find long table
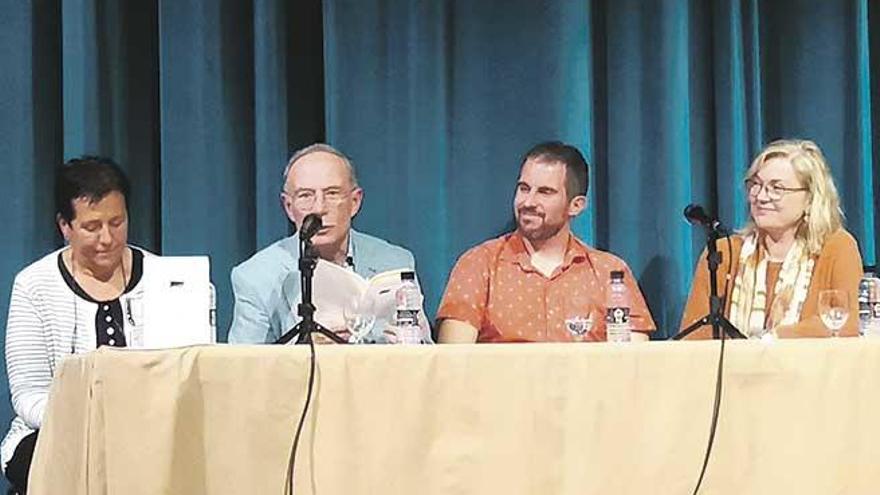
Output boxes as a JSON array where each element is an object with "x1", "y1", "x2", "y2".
[{"x1": 28, "y1": 339, "x2": 880, "y2": 494}]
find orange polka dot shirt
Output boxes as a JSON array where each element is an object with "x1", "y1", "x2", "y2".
[{"x1": 437, "y1": 232, "x2": 656, "y2": 342}]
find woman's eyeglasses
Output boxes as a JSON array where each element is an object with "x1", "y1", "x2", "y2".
[{"x1": 745, "y1": 179, "x2": 807, "y2": 201}]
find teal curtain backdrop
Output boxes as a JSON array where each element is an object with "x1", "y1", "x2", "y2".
[
  {"x1": 324, "y1": 0, "x2": 878, "y2": 330},
  {"x1": 1, "y1": 0, "x2": 878, "y2": 474}
]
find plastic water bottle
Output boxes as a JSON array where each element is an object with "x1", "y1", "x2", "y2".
[
  {"x1": 872, "y1": 276, "x2": 880, "y2": 336},
  {"x1": 394, "y1": 271, "x2": 423, "y2": 344},
  {"x1": 861, "y1": 272, "x2": 880, "y2": 337},
  {"x1": 605, "y1": 270, "x2": 632, "y2": 343}
]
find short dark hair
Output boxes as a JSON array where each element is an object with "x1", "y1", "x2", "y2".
[
  {"x1": 520, "y1": 141, "x2": 589, "y2": 200},
  {"x1": 55, "y1": 156, "x2": 130, "y2": 223}
]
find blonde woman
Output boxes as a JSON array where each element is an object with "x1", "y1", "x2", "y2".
[{"x1": 679, "y1": 139, "x2": 863, "y2": 339}]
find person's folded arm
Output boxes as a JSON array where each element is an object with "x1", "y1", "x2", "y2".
[
  {"x1": 435, "y1": 247, "x2": 491, "y2": 343},
  {"x1": 777, "y1": 233, "x2": 863, "y2": 338},
  {"x1": 438, "y1": 319, "x2": 479, "y2": 343},
  {"x1": 775, "y1": 316, "x2": 830, "y2": 338},
  {"x1": 228, "y1": 267, "x2": 274, "y2": 344},
  {"x1": 619, "y1": 263, "x2": 655, "y2": 342},
  {"x1": 6, "y1": 277, "x2": 53, "y2": 429}
]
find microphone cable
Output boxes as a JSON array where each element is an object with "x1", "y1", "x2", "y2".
[
  {"x1": 284, "y1": 335, "x2": 317, "y2": 495},
  {"x1": 689, "y1": 234, "x2": 735, "y2": 495}
]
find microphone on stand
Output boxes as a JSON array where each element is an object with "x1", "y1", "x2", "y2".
[
  {"x1": 675, "y1": 202, "x2": 745, "y2": 340},
  {"x1": 276, "y1": 211, "x2": 346, "y2": 345},
  {"x1": 683, "y1": 204, "x2": 729, "y2": 236},
  {"x1": 299, "y1": 213, "x2": 323, "y2": 242}
]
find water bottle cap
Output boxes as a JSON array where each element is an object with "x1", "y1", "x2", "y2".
[
  {"x1": 401, "y1": 271, "x2": 415, "y2": 281},
  {"x1": 610, "y1": 270, "x2": 624, "y2": 281}
]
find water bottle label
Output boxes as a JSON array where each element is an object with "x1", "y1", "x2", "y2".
[
  {"x1": 396, "y1": 309, "x2": 419, "y2": 327},
  {"x1": 606, "y1": 307, "x2": 630, "y2": 324},
  {"x1": 860, "y1": 303, "x2": 871, "y2": 320},
  {"x1": 605, "y1": 306, "x2": 631, "y2": 343}
]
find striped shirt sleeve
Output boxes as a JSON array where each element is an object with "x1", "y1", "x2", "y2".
[{"x1": 5, "y1": 274, "x2": 53, "y2": 429}]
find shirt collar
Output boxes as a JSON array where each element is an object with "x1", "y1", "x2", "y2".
[
  {"x1": 290, "y1": 228, "x2": 358, "y2": 271},
  {"x1": 499, "y1": 231, "x2": 589, "y2": 272}
]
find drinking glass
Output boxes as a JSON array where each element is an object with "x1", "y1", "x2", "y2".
[
  {"x1": 818, "y1": 289, "x2": 849, "y2": 337},
  {"x1": 343, "y1": 293, "x2": 377, "y2": 344},
  {"x1": 563, "y1": 301, "x2": 596, "y2": 342}
]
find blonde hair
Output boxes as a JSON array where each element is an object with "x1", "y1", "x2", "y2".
[{"x1": 741, "y1": 139, "x2": 843, "y2": 255}]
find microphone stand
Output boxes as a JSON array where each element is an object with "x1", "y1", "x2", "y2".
[
  {"x1": 276, "y1": 236, "x2": 347, "y2": 345},
  {"x1": 675, "y1": 228, "x2": 746, "y2": 340}
]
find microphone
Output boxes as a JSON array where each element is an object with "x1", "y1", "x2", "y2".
[
  {"x1": 683, "y1": 204, "x2": 729, "y2": 235},
  {"x1": 299, "y1": 213, "x2": 323, "y2": 242}
]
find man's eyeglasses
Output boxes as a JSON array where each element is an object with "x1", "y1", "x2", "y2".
[
  {"x1": 744, "y1": 178, "x2": 807, "y2": 201},
  {"x1": 284, "y1": 187, "x2": 352, "y2": 209}
]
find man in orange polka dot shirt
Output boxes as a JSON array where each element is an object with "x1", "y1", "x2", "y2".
[{"x1": 436, "y1": 141, "x2": 656, "y2": 343}]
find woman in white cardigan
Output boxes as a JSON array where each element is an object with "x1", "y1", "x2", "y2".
[{"x1": 2, "y1": 157, "x2": 147, "y2": 494}]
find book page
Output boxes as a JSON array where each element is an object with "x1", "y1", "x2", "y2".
[
  {"x1": 311, "y1": 261, "x2": 430, "y2": 342},
  {"x1": 367, "y1": 268, "x2": 410, "y2": 327},
  {"x1": 312, "y1": 259, "x2": 369, "y2": 332}
]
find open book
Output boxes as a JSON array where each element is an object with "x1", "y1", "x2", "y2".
[{"x1": 311, "y1": 260, "x2": 428, "y2": 342}]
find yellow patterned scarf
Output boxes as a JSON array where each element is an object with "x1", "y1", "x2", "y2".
[{"x1": 728, "y1": 234, "x2": 815, "y2": 337}]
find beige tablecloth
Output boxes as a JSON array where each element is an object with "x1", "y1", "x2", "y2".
[{"x1": 28, "y1": 339, "x2": 880, "y2": 494}]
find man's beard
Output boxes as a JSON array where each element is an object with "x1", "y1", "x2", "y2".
[{"x1": 516, "y1": 210, "x2": 562, "y2": 242}]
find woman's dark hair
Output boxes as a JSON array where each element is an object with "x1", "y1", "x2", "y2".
[{"x1": 55, "y1": 156, "x2": 130, "y2": 223}]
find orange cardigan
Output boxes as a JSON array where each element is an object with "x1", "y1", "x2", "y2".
[{"x1": 679, "y1": 229, "x2": 863, "y2": 339}]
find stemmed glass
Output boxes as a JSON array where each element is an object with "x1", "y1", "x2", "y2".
[
  {"x1": 564, "y1": 301, "x2": 596, "y2": 342},
  {"x1": 818, "y1": 289, "x2": 849, "y2": 337},
  {"x1": 343, "y1": 292, "x2": 377, "y2": 344}
]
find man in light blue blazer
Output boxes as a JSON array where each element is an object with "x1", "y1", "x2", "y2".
[{"x1": 228, "y1": 144, "x2": 419, "y2": 344}]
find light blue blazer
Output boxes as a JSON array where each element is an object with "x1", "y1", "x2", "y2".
[{"x1": 228, "y1": 229, "x2": 416, "y2": 344}]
